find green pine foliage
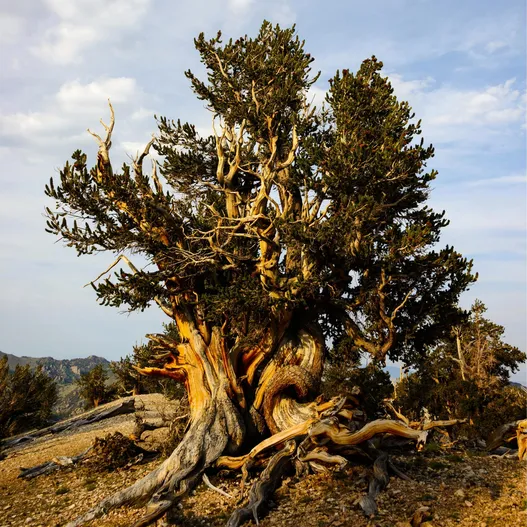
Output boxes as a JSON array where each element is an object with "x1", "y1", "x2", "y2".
[
  {"x1": 111, "y1": 324, "x2": 186, "y2": 400},
  {"x1": 394, "y1": 300, "x2": 526, "y2": 436},
  {"x1": 76, "y1": 364, "x2": 114, "y2": 409},
  {"x1": 0, "y1": 356, "x2": 57, "y2": 438}
]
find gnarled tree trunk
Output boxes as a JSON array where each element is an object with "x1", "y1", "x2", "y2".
[{"x1": 65, "y1": 306, "x2": 428, "y2": 527}]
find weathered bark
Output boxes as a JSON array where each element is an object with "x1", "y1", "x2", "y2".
[
  {"x1": 66, "y1": 394, "x2": 242, "y2": 527},
  {"x1": 64, "y1": 315, "x2": 430, "y2": 527},
  {"x1": 18, "y1": 446, "x2": 93, "y2": 480},
  {"x1": 1, "y1": 399, "x2": 136, "y2": 451},
  {"x1": 227, "y1": 441, "x2": 296, "y2": 527}
]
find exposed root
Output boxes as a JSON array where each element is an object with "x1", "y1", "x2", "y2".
[
  {"x1": 63, "y1": 392, "x2": 434, "y2": 527},
  {"x1": 227, "y1": 441, "x2": 296, "y2": 527},
  {"x1": 203, "y1": 473, "x2": 233, "y2": 499},
  {"x1": 299, "y1": 447, "x2": 348, "y2": 471},
  {"x1": 307, "y1": 417, "x2": 428, "y2": 448},
  {"x1": 65, "y1": 395, "x2": 242, "y2": 527}
]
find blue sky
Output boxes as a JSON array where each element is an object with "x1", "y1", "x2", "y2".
[{"x1": 0, "y1": 0, "x2": 525, "y2": 382}]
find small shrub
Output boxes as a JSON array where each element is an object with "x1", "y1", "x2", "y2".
[
  {"x1": 423, "y1": 442, "x2": 441, "y2": 453},
  {"x1": 55, "y1": 486, "x2": 70, "y2": 495},
  {"x1": 91, "y1": 432, "x2": 145, "y2": 470},
  {"x1": 76, "y1": 364, "x2": 114, "y2": 409},
  {"x1": 445, "y1": 454, "x2": 463, "y2": 463},
  {"x1": 0, "y1": 357, "x2": 57, "y2": 438}
]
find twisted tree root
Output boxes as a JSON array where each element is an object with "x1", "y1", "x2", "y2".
[
  {"x1": 227, "y1": 441, "x2": 296, "y2": 527},
  {"x1": 63, "y1": 398, "x2": 432, "y2": 527}
]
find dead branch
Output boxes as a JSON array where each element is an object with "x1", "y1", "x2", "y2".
[
  {"x1": 85, "y1": 254, "x2": 173, "y2": 317},
  {"x1": 2, "y1": 399, "x2": 136, "y2": 451},
  {"x1": 202, "y1": 473, "x2": 233, "y2": 499},
  {"x1": 18, "y1": 446, "x2": 93, "y2": 480},
  {"x1": 359, "y1": 451, "x2": 389, "y2": 517}
]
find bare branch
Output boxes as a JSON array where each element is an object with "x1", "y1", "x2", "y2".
[{"x1": 87, "y1": 100, "x2": 115, "y2": 149}]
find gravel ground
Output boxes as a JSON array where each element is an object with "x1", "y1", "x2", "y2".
[{"x1": 0, "y1": 397, "x2": 525, "y2": 527}]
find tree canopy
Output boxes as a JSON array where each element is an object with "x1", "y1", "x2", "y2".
[
  {"x1": 76, "y1": 364, "x2": 113, "y2": 408},
  {"x1": 45, "y1": 21, "x2": 475, "y2": 370},
  {"x1": 394, "y1": 300, "x2": 526, "y2": 436}
]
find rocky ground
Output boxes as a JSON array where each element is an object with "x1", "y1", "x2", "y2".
[{"x1": 0, "y1": 396, "x2": 525, "y2": 527}]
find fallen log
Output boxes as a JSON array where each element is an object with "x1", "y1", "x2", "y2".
[
  {"x1": 487, "y1": 420, "x2": 524, "y2": 452},
  {"x1": 1, "y1": 399, "x2": 136, "y2": 450},
  {"x1": 18, "y1": 446, "x2": 93, "y2": 479}
]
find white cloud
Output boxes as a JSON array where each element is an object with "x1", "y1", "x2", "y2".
[
  {"x1": 0, "y1": 77, "x2": 141, "y2": 147},
  {"x1": 307, "y1": 86, "x2": 327, "y2": 110},
  {"x1": 388, "y1": 75, "x2": 435, "y2": 100},
  {"x1": 33, "y1": 0, "x2": 151, "y2": 64},
  {"x1": 468, "y1": 173, "x2": 527, "y2": 187},
  {"x1": 428, "y1": 79, "x2": 524, "y2": 126},
  {"x1": 130, "y1": 107, "x2": 155, "y2": 121},
  {"x1": 387, "y1": 74, "x2": 526, "y2": 150},
  {"x1": 0, "y1": 12, "x2": 24, "y2": 44},
  {"x1": 228, "y1": 0, "x2": 254, "y2": 14},
  {"x1": 485, "y1": 41, "x2": 508, "y2": 54},
  {"x1": 56, "y1": 78, "x2": 139, "y2": 110}
]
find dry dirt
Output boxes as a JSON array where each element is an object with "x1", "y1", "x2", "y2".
[{"x1": 0, "y1": 395, "x2": 525, "y2": 527}]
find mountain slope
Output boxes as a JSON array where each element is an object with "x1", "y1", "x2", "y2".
[
  {"x1": 0, "y1": 351, "x2": 114, "y2": 418},
  {"x1": 0, "y1": 351, "x2": 110, "y2": 384}
]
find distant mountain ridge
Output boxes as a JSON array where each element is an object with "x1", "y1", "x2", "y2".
[
  {"x1": 0, "y1": 351, "x2": 113, "y2": 418},
  {"x1": 0, "y1": 351, "x2": 110, "y2": 384}
]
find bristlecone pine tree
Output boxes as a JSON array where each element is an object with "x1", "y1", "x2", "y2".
[{"x1": 45, "y1": 22, "x2": 476, "y2": 527}]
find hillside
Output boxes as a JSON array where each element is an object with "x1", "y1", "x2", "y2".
[{"x1": 0, "y1": 395, "x2": 525, "y2": 527}]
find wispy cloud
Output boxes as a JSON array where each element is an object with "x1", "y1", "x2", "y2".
[
  {"x1": 0, "y1": 12, "x2": 24, "y2": 43},
  {"x1": 228, "y1": 0, "x2": 254, "y2": 15},
  {"x1": 33, "y1": 0, "x2": 152, "y2": 64},
  {"x1": 387, "y1": 75, "x2": 526, "y2": 154},
  {"x1": 467, "y1": 173, "x2": 527, "y2": 186},
  {"x1": 0, "y1": 77, "x2": 144, "y2": 148}
]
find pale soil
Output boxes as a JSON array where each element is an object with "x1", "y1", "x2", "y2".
[{"x1": 0, "y1": 395, "x2": 525, "y2": 527}]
